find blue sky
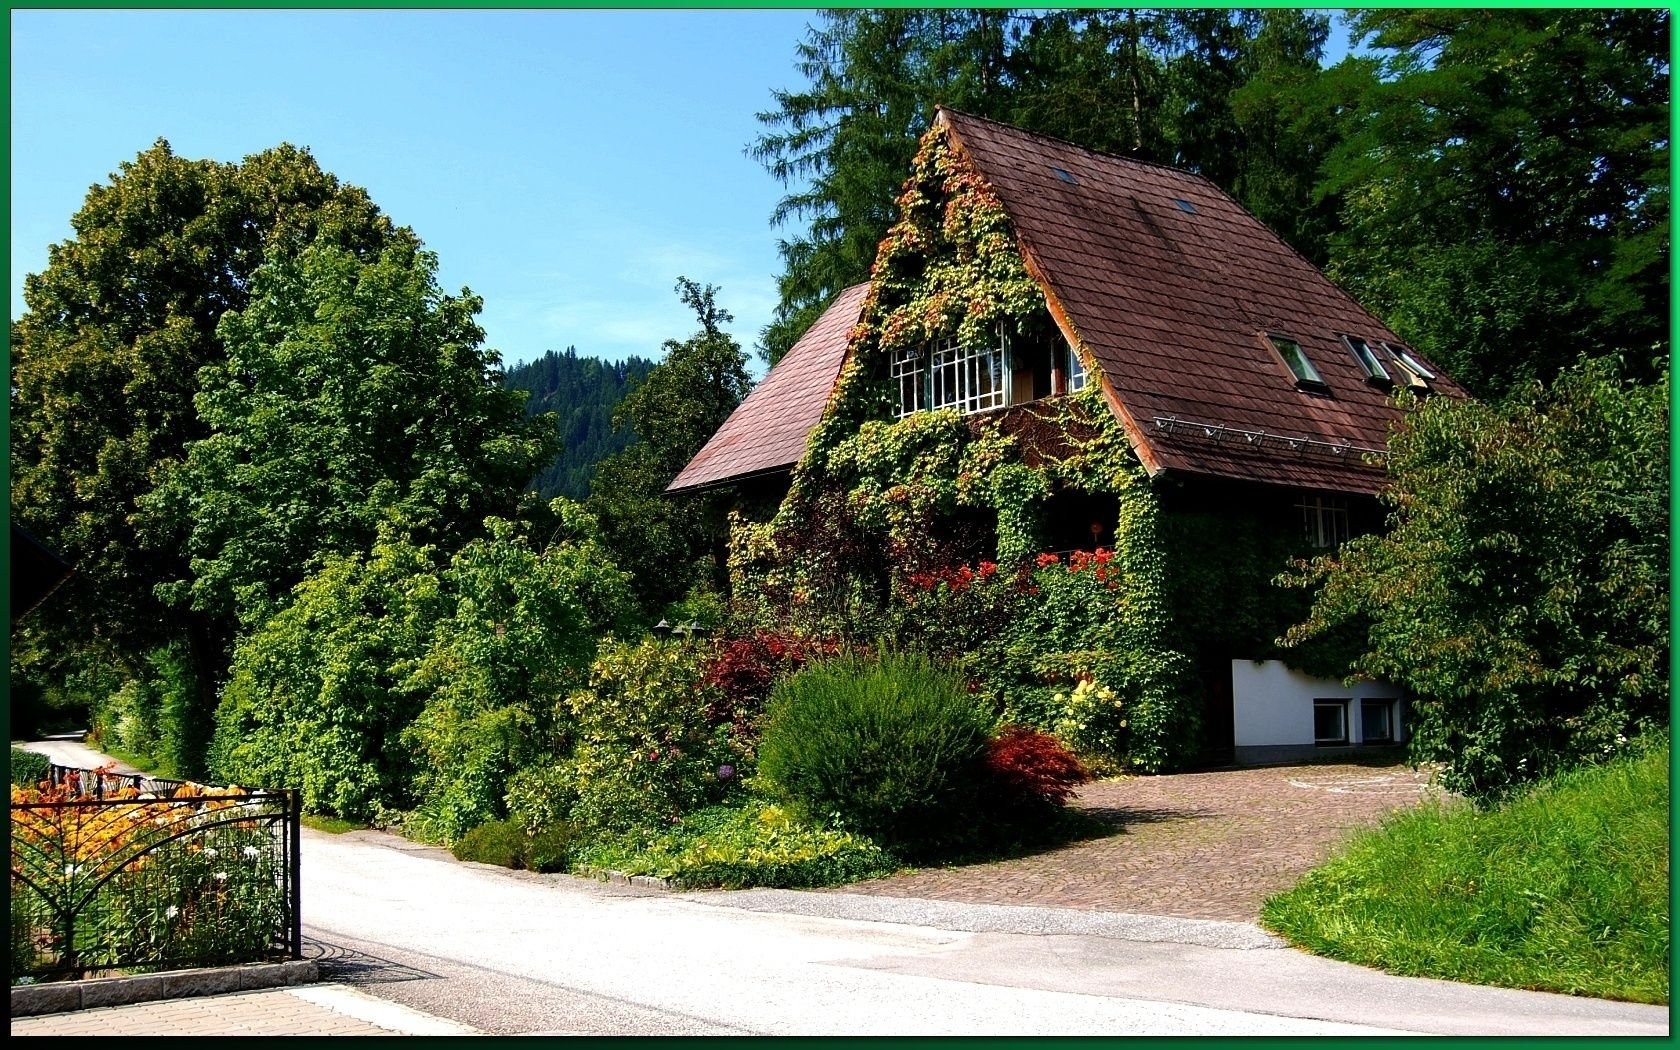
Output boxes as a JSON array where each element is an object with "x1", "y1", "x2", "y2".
[
  {"x1": 11, "y1": 8, "x2": 815, "y2": 370},
  {"x1": 12, "y1": 9, "x2": 1357, "y2": 373}
]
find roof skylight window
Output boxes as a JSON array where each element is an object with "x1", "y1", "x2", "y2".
[
  {"x1": 1341, "y1": 335, "x2": 1391, "y2": 385},
  {"x1": 1052, "y1": 167, "x2": 1079, "y2": 185},
  {"x1": 1267, "y1": 334, "x2": 1327, "y2": 391},
  {"x1": 1381, "y1": 342, "x2": 1434, "y2": 391},
  {"x1": 1174, "y1": 198, "x2": 1198, "y2": 214}
]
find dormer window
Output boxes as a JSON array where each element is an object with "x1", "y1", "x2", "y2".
[
  {"x1": 1342, "y1": 335, "x2": 1391, "y2": 386},
  {"x1": 1266, "y1": 334, "x2": 1327, "y2": 391}
]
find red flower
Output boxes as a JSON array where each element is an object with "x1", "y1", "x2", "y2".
[{"x1": 1035, "y1": 552, "x2": 1061, "y2": 568}]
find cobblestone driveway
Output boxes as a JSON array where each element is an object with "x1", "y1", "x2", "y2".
[{"x1": 838, "y1": 761, "x2": 1438, "y2": 921}]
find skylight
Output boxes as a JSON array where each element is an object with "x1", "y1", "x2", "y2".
[
  {"x1": 1267, "y1": 334, "x2": 1326, "y2": 390},
  {"x1": 1051, "y1": 167, "x2": 1078, "y2": 185},
  {"x1": 1341, "y1": 335, "x2": 1391, "y2": 385},
  {"x1": 1173, "y1": 198, "x2": 1198, "y2": 214}
]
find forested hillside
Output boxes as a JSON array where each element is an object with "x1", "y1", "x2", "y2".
[{"x1": 504, "y1": 348, "x2": 655, "y2": 500}]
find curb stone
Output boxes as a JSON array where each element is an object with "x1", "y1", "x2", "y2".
[
  {"x1": 10, "y1": 960, "x2": 319, "y2": 1017},
  {"x1": 584, "y1": 868, "x2": 676, "y2": 890}
]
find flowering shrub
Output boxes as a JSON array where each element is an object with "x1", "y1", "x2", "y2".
[
  {"x1": 983, "y1": 726, "x2": 1092, "y2": 816},
  {"x1": 11, "y1": 776, "x2": 286, "y2": 979},
  {"x1": 700, "y1": 630, "x2": 839, "y2": 735},
  {"x1": 565, "y1": 640, "x2": 747, "y2": 833}
]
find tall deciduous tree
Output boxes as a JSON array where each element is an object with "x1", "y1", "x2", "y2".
[
  {"x1": 10, "y1": 140, "x2": 411, "y2": 705},
  {"x1": 142, "y1": 242, "x2": 556, "y2": 634},
  {"x1": 1318, "y1": 9, "x2": 1670, "y2": 398},
  {"x1": 587, "y1": 278, "x2": 751, "y2": 615}
]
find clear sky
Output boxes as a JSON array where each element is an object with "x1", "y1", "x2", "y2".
[{"x1": 11, "y1": 8, "x2": 818, "y2": 370}]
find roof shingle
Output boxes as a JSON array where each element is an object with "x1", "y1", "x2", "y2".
[
  {"x1": 940, "y1": 108, "x2": 1464, "y2": 495},
  {"x1": 667, "y1": 282, "x2": 870, "y2": 493}
]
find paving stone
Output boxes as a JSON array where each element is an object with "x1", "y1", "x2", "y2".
[{"x1": 838, "y1": 761, "x2": 1436, "y2": 922}]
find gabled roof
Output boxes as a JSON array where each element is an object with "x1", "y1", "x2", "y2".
[
  {"x1": 671, "y1": 112, "x2": 1463, "y2": 498},
  {"x1": 938, "y1": 108, "x2": 1464, "y2": 495},
  {"x1": 668, "y1": 282, "x2": 870, "y2": 493}
]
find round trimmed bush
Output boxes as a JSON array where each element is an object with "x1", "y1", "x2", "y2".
[{"x1": 757, "y1": 651, "x2": 995, "y2": 855}]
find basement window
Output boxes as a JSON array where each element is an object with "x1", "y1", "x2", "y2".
[
  {"x1": 1314, "y1": 699, "x2": 1350, "y2": 746},
  {"x1": 1266, "y1": 334, "x2": 1327, "y2": 391},
  {"x1": 1342, "y1": 335, "x2": 1391, "y2": 386},
  {"x1": 1361, "y1": 699, "x2": 1396, "y2": 744}
]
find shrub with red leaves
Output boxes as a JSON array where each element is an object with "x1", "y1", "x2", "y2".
[
  {"x1": 983, "y1": 725, "x2": 1092, "y2": 813},
  {"x1": 701, "y1": 630, "x2": 840, "y2": 732}
]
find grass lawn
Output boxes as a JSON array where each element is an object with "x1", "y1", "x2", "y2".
[
  {"x1": 1261, "y1": 742, "x2": 1669, "y2": 1004},
  {"x1": 300, "y1": 813, "x2": 367, "y2": 834}
]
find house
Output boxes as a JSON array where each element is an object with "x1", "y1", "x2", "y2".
[{"x1": 673, "y1": 109, "x2": 1465, "y2": 766}]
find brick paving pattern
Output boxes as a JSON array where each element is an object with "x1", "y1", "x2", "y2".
[
  {"x1": 11, "y1": 988, "x2": 404, "y2": 1037},
  {"x1": 839, "y1": 761, "x2": 1437, "y2": 921}
]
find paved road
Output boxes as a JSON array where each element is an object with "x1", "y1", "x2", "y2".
[
  {"x1": 13, "y1": 740, "x2": 1668, "y2": 1036},
  {"x1": 296, "y1": 828, "x2": 1667, "y2": 1036}
]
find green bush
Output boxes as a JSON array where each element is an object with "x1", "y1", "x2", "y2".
[
  {"x1": 10, "y1": 749, "x2": 49, "y2": 788},
  {"x1": 758, "y1": 651, "x2": 995, "y2": 855},
  {"x1": 572, "y1": 802, "x2": 895, "y2": 889},
  {"x1": 504, "y1": 764, "x2": 579, "y2": 836},
  {"x1": 450, "y1": 818, "x2": 575, "y2": 873},
  {"x1": 566, "y1": 639, "x2": 745, "y2": 833},
  {"x1": 1262, "y1": 740, "x2": 1670, "y2": 1004}
]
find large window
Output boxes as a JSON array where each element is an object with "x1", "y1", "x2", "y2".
[
  {"x1": 1296, "y1": 492, "x2": 1351, "y2": 548},
  {"x1": 1313, "y1": 699, "x2": 1349, "y2": 745},
  {"x1": 891, "y1": 345, "x2": 926, "y2": 419},
  {"x1": 892, "y1": 329, "x2": 1009, "y2": 418},
  {"x1": 930, "y1": 331, "x2": 1007, "y2": 414}
]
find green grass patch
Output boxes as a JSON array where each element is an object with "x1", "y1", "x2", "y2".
[
  {"x1": 1261, "y1": 742, "x2": 1670, "y2": 1004},
  {"x1": 571, "y1": 801, "x2": 899, "y2": 889},
  {"x1": 300, "y1": 813, "x2": 367, "y2": 835}
]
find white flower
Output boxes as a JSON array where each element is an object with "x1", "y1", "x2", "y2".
[
  {"x1": 203, "y1": 848, "x2": 219, "y2": 859},
  {"x1": 242, "y1": 845, "x2": 262, "y2": 859},
  {"x1": 165, "y1": 906, "x2": 179, "y2": 920},
  {"x1": 213, "y1": 872, "x2": 228, "y2": 882}
]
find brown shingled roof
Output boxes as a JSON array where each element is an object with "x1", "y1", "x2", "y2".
[
  {"x1": 939, "y1": 108, "x2": 1464, "y2": 496},
  {"x1": 668, "y1": 282, "x2": 870, "y2": 493}
]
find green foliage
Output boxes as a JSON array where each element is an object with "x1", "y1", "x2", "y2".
[
  {"x1": 571, "y1": 801, "x2": 895, "y2": 890},
  {"x1": 758, "y1": 652, "x2": 995, "y2": 855},
  {"x1": 10, "y1": 750, "x2": 50, "y2": 788},
  {"x1": 146, "y1": 241, "x2": 556, "y2": 633},
  {"x1": 587, "y1": 278, "x2": 751, "y2": 616},
  {"x1": 565, "y1": 639, "x2": 746, "y2": 833},
  {"x1": 212, "y1": 509, "x2": 633, "y2": 826},
  {"x1": 1262, "y1": 741, "x2": 1670, "y2": 1005},
  {"x1": 1317, "y1": 9, "x2": 1669, "y2": 398},
  {"x1": 503, "y1": 764, "x2": 578, "y2": 837},
  {"x1": 1282, "y1": 360, "x2": 1669, "y2": 802},
  {"x1": 209, "y1": 537, "x2": 441, "y2": 818},
  {"x1": 451, "y1": 818, "x2": 575, "y2": 874},
  {"x1": 502, "y1": 347, "x2": 656, "y2": 500},
  {"x1": 402, "y1": 512, "x2": 636, "y2": 844},
  {"x1": 10, "y1": 139, "x2": 410, "y2": 713}
]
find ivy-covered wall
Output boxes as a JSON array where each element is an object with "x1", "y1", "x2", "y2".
[{"x1": 727, "y1": 121, "x2": 1368, "y2": 771}]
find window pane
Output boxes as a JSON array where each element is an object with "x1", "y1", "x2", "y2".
[
  {"x1": 1066, "y1": 343, "x2": 1088, "y2": 392},
  {"x1": 1343, "y1": 335, "x2": 1390, "y2": 382},
  {"x1": 1314, "y1": 701, "x2": 1347, "y2": 743},
  {"x1": 1269, "y1": 335, "x2": 1324, "y2": 385},
  {"x1": 1362, "y1": 700, "x2": 1392, "y2": 743}
]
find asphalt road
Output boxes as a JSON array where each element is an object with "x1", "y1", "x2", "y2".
[{"x1": 298, "y1": 828, "x2": 1669, "y2": 1037}]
